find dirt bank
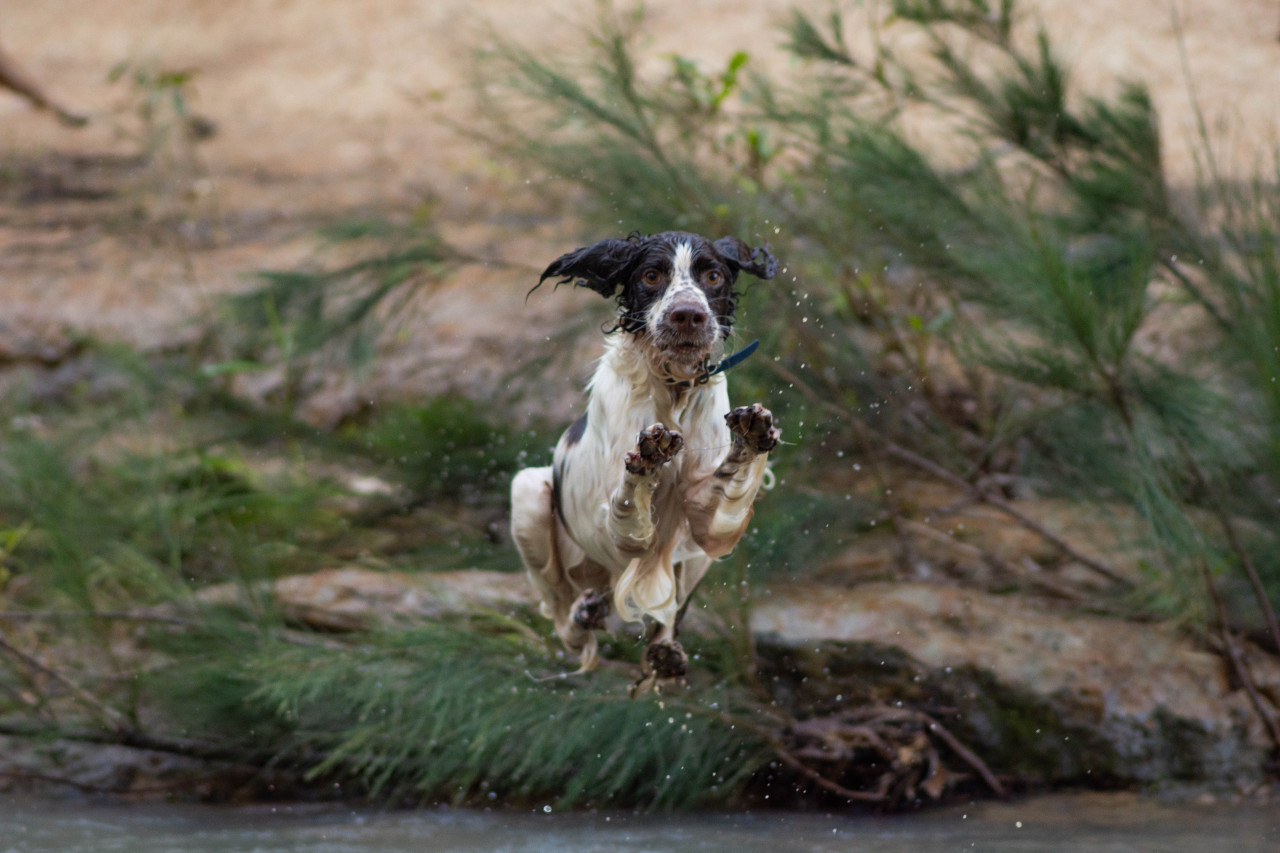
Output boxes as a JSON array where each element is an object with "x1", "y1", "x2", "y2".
[{"x1": 2, "y1": 1, "x2": 1279, "y2": 414}]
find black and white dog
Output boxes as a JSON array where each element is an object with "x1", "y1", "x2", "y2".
[{"x1": 511, "y1": 231, "x2": 780, "y2": 693}]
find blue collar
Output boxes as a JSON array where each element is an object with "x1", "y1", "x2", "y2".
[{"x1": 667, "y1": 339, "x2": 760, "y2": 389}]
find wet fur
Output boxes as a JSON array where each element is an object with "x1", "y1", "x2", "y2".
[{"x1": 511, "y1": 231, "x2": 779, "y2": 692}]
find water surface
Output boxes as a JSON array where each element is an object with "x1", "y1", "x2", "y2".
[{"x1": 1, "y1": 792, "x2": 1274, "y2": 852}]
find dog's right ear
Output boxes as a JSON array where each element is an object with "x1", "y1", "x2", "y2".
[
  {"x1": 536, "y1": 238, "x2": 641, "y2": 299},
  {"x1": 713, "y1": 236, "x2": 778, "y2": 281}
]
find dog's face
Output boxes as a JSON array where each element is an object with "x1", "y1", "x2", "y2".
[{"x1": 539, "y1": 231, "x2": 778, "y2": 371}]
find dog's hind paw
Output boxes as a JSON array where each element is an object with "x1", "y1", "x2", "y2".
[
  {"x1": 645, "y1": 638, "x2": 688, "y2": 679},
  {"x1": 625, "y1": 423, "x2": 684, "y2": 476},
  {"x1": 726, "y1": 403, "x2": 780, "y2": 454},
  {"x1": 627, "y1": 639, "x2": 689, "y2": 698},
  {"x1": 571, "y1": 588, "x2": 612, "y2": 631}
]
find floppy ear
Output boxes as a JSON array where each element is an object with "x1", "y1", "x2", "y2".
[
  {"x1": 713, "y1": 236, "x2": 778, "y2": 281},
  {"x1": 537, "y1": 237, "x2": 641, "y2": 298}
]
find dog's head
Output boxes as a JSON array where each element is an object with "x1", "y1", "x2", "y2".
[{"x1": 539, "y1": 231, "x2": 777, "y2": 373}]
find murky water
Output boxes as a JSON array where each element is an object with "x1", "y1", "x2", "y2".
[{"x1": 0, "y1": 792, "x2": 1274, "y2": 853}]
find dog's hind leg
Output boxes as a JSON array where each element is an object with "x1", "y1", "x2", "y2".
[
  {"x1": 571, "y1": 586, "x2": 612, "y2": 631},
  {"x1": 512, "y1": 468, "x2": 606, "y2": 666},
  {"x1": 627, "y1": 619, "x2": 688, "y2": 698},
  {"x1": 625, "y1": 555, "x2": 711, "y2": 697},
  {"x1": 511, "y1": 466, "x2": 562, "y2": 615},
  {"x1": 644, "y1": 621, "x2": 688, "y2": 678}
]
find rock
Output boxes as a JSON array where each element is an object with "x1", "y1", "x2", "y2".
[
  {"x1": 751, "y1": 582, "x2": 1280, "y2": 785},
  {"x1": 198, "y1": 567, "x2": 537, "y2": 632},
  {"x1": 0, "y1": 734, "x2": 208, "y2": 797}
]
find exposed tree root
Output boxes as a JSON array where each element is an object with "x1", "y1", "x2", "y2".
[
  {"x1": 703, "y1": 699, "x2": 1006, "y2": 810},
  {"x1": 776, "y1": 705, "x2": 1005, "y2": 808}
]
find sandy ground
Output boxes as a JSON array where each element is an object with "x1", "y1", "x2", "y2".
[{"x1": 1, "y1": 0, "x2": 1279, "y2": 420}]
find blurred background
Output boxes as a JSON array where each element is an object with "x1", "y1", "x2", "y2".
[{"x1": 0, "y1": 0, "x2": 1278, "y2": 818}]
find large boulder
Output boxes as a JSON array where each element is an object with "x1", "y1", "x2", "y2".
[{"x1": 751, "y1": 582, "x2": 1279, "y2": 786}]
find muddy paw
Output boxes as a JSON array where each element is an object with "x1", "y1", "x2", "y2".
[
  {"x1": 571, "y1": 588, "x2": 612, "y2": 631},
  {"x1": 726, "y1": 403, "x2": 780, "y2": 454},
  {"x1": 624, "y1": 423, "x2": 684, "y2": 476},
  {"x1": 645, "y1": 639, "x2": 688, "y2": 679}
]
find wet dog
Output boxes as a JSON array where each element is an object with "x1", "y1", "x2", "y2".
[{"x1": 510, "y1": 231, "x2": 780, "y2": 693}]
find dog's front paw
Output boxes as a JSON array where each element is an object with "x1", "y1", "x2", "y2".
[
  {"x1": 625, "y1": 423, "x2": 684, "y2": 476},
  {"x1": 726, "y1": 403, "x2": 780, "y2": 454},
  {"x1": 571, "y1": 588, "x2": 612, "y2": 631}
]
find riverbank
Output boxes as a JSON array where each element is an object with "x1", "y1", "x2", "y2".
[{"x1": 2, "y1": 566, "x2": 1276, "y2": 806}]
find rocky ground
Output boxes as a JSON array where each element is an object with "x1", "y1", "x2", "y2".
[{"x1": 2, "y1": 0, "x2": 1280, "y2": 802}]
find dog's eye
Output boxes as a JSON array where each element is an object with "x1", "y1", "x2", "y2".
[
  {"x1": 705, "y1": 270, "x2": 723, "y2": 286},
  {"x1": 642, "y1": 268, "x2": 663, "y2": 287}
]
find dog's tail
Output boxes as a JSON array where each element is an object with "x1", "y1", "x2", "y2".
[{"x1": 614, "y1": 553, "x2": 678, "y2": 627}]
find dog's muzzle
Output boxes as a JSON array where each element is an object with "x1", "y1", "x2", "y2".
[{"x1": 658, "y1": 299, "x2": 717, "y2": 361}]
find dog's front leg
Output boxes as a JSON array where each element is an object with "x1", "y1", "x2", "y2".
[
  {"x1": 687, "y1": 403, "x2": 779, "y2": 557},
  {"x1": 607, "y1": 423, "x2": 683, "y2": 554}
]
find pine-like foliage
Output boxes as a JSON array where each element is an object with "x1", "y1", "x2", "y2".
[
  {"x1": 238, "y1": 623, "x2": 770, "y2": 809},
  {"x1": 474, "y1": 5, "x2": 773, "y2": 238},
  {"x1": 478, "y1": 0, "x2": 1280, "y2": 637},
  {"x1": 768, "y1": 1, "x2": 1279, "y2": 625},
  {"x1": 218, "y1": 217, "x2": 452, "y2": 409}
]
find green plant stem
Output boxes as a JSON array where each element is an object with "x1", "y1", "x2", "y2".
[{"x1": 1159, "y1": 256, "x2": 1231, "y2": 332}]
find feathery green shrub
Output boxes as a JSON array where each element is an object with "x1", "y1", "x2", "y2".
[
  {"x1": 479, "y1": 0, "x2": 1280, "y2": 635},
  {"x1": 236, "y1": 623, "x2": 770, "y2": 808}
]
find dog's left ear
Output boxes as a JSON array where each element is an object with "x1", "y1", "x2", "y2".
[
  {"x1": 713, "y1": 236, "x2": 778, "y2": 281},
  {"x1": 538, "y1": 238, "x2": 641, "y2": 298}
]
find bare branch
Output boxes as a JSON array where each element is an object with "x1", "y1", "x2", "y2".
[{"x1": 0, "y1": 635, "x2": 129, "y2": 731}]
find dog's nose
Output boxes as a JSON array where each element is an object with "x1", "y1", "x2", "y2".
[{"x1": 668, "y1": 303, "x2": 708, "y2": 331}]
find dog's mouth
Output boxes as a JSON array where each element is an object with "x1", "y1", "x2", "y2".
[
  {"x1": 648, "y1": 329, "x2": 723, "y2": 380},
  {"x1": 659, "y1": 336, "x2": 715, "y2": 363}
]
